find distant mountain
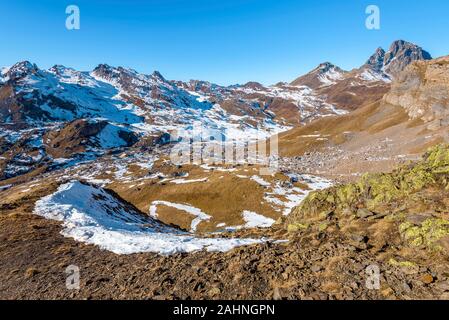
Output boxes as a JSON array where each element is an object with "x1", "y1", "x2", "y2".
[
  {"x1": 0, "y1": 60, "x2": 347, "y2": 180},
  {"x1": 0, "y1": 40, "x2": 435, "y2": 181},
  {"x1": 280, "y1": 54, "x2": 449, "y2": 165},
  {"x1": 291, "y1": 62, "x2": 346, "y2": 89},
  {"x1": 292, "y1": 40, "x2": 432, "y2": 89},
  {"x1": 289, "y1": 40, "x2": 432, "y2": 111},
  {"x1": 362, "y1": 40, "x2": 432, "y2": 78},
  {"x1": 360, "y1": 40, "x2": 432, "y2": 78}
]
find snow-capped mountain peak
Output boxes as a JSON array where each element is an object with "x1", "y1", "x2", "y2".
[
  {"x1": 5, "y1": 61, "x2": 39, "y2": 81},
  {"x1": 290, "y1": 62, "x2": 346, "y2": 89}
]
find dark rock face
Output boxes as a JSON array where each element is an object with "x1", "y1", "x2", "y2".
[
  {"x1": 365, "y1": 47, "x2": 386, "y2": 71},
  {"x1": 242, "y1": 81, "x2": 265, "y2": 91},
  {"x1": 363, "y1": 40, "x2": 432, "y2": 78},
  {"x1": 44, "y1": 119, "x2": 138, "y2": 159},
  {"x1": 384, "y1": 40, "x2": 432, "y2": 77}
]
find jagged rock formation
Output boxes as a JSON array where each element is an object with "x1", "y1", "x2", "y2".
[
  {"x1": 384, "y1": 55, "x2": 449, "y2": 132},
  {"x1": 383, "y1": 40, "x2": 432, "y2": 78},
  {"x1": 361, "y1": 40, "x2": 432, "y2": 80},
  {"x1": 290, "y1": 40, "x2": 432, "y2": 111}
]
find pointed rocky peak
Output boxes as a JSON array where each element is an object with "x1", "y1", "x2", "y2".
[
  {"x1": 361, "y1": 40, "x2": 432, "y2": 79},
  {"x1": 151, "y1": 70, "x2": 166, "y2": 82},
  {"x1": 364, "y1": 47, "x2": 386, "y2": 71},
  {"x1": 315, "y1": 62, "x2": 340, "y2": 73},
  {"x1": 92, "y1": 63, "x2": 116, "y2": 78},
  {"x1": 7, "y1": 61, "x2": 39, "y2": 80},
  {"x1": 386, "y1": 40, "x2": 432, "y2": 61},
  {"x1": 383, "y1": 40, "x2": 432, "y2": 77}
]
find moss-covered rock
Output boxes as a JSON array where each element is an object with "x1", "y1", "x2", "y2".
[
  {"x1": 287, "y1": 222, "x2": 309, "y2": 233},
  {"x1": 399, "y1": 218, "x2": 449, "y2": 250},
  {"x1": 286, "y1": 144, "x2": 449, "y2": 252}
]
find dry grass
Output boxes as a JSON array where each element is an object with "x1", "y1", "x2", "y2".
[
  {"x1": 111, "y1": 167, "x2": 282, "y2": 232},
  {"x1": 103, "y1": 155, "x2": 315, "y2": 232},
  {"x1": 278, "y1": 101, "x2": 386, "y2": 157}
]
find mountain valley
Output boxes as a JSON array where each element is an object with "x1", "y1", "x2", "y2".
[{"x1": 1, "y1": 40, "x2": 449, "y2": 300}]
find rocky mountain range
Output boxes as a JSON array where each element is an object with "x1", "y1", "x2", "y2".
[
  {"x1": 0, "y1": 40, "x2": 433, "y2": 182},
  {"x1": 1, "y1": 39, "x2": 448, "y2": 300}
]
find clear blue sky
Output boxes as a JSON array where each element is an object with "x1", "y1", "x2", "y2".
[{"x1": 1, "y1": 0, "x2": 449, "y2": 85}]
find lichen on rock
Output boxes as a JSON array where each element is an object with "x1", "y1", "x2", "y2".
[
  {"x1": 286, "y1": 144, "x2": 449, "y2": 252},
  {"x1": 399, "y1": 218, "x2": 449, "y2": 250}
]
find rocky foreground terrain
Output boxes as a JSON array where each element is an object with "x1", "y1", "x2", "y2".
[
  {"x1": 1, "y1": 40, "x2": 448, "y2": 300},
  {"x1": 1, "y1": 145, "x2": 448, "y2": 300}
]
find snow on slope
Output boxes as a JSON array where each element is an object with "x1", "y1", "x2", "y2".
[
  {"x1": 9, "y1": 62, "x2": 142, "y2": 124},
  {"x1": 95, "y1": 122, "x2": 133, "y2": 149},
  {"x1": 3, "y1": 62, "x2": 291, "y2": 142},
  {"x1": 213, "y1": 83, "x2": 348, "y2": 121},
  {"x1": 149, "y1": 200, "x2": 211, "y2": 232},
  {"x1": 33, "y1": 181, "x2": 266, "y2": 255},
  {"x1": 317, "y1": 67, "x2": 345, "y2": 87},
  {"x1": 264, "y1": 174, "x2": 334, "y2": 216},
  {"x1": 91, "y1": 64, "x2": 211, "y2": 112},
  {"x1": 242, "y1": 211, "x2": 275, "y2": 228},
  {"x1": 0, "y1": 66, "x2": 10, "y2": 84},
  {"x1": 359, "y1": 69, "x2": 392, "y2": 83}
]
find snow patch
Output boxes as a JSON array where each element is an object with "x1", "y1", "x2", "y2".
[
  {"x1": 242, "y1": 211, "x2": 275, "y2": 228},
  {"x1": 96, "y1": 124, "x2": 130, "y2": 149},
  {"x1": 149, "y1": 200, "x2": 211, "y2": 232},
  {"x1": 250, "y1": 175, "x2": 271, "y2": 187},
  {"x1": 170, "y1": 177, "x2": 208, "y2": 184},
  {"x1": 0, "y1": 184, "x2": 12, "y2": 191}
]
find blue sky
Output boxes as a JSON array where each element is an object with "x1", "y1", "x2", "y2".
[{"x1": 1, "y1": 0, "x2": 449, "y2": 85}]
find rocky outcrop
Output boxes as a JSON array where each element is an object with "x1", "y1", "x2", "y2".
[
  {"x1": 360, "y1": 40, "x2": 432, "y2": 79},
  {"x1": 286, "y1": 144, "x2": 449, "y2": 252},
  {"x1": 382, "y1": 40, "x2": 432, "y2": 78},
  {"x1": 44, "y1": 119, "x2": 137, "y2": 159},
  {"x1": 4, "y1": 61, "x2": 39, "y2": 81},
  {"x1": 384, "y1": 55, "x2": 449, "y2": 131},
  {"x1": 364, "y1": 47, "x2": 386, "y2": 72}
]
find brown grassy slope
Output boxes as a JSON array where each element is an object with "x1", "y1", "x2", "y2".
[
  {"x1": 279, "y1": 55, "x2": 449, "y2": 160},
  {"x1": 317, "y1": 76, "x2": 390, "y2": 111},
  {"x1": 108, "y1": 159, "x2": 301, "y2": 232},
  {"x1": 278, "y1": 101, "x2": 408, "y2": 157}
]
